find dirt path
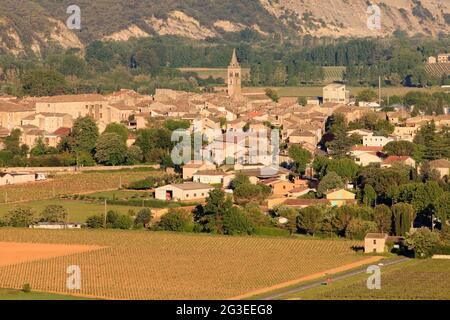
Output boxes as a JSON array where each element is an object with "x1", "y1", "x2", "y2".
[{"x1": 228, "y1": 256, "x2": 384, "y2": 300}]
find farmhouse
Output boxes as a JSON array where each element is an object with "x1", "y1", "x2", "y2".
[
  {"x1": 29, "y1": 222, "x2": 82, "y2": 230},
  {"x1": 324, "y1": 188, "x2": 356, "y2": 207},
  {"x1": 155, "y1": 183, "x2": 214, "y2": 201},
  {"x1": 0, "y1": 172, "x2": 36, "y2": 186},
  {"x1": 192, "y1": 170, "x2": 234, "y2": 188},
  {"x1": 364, "y1": 233, "x2": 388, "y2": 253}
]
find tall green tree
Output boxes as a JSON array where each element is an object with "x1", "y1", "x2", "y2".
[
  {"x1": 95, "y1": 133, "x2": 128, "y2": 165},
  {"x1": 69, "y1": 116, "x2": 99, "y2": 155}
]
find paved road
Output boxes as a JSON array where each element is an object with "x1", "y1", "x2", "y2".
[{"x1": 260, "y1": 256, "x2": 410, "y2": 300}]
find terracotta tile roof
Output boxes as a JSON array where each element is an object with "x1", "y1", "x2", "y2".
[
  {"x1": 351, "y1": 145, "x2": 383, "y2": 152},
  {"x1": 383, "y1": 156, "x2": 412, "y2": 164},
  {"x1": 281, "y1": 198, "x2": 328, "y2": 207},
  {"x1": 0, "y1": 101, "x2": 35, "y2": 112},
  {"x1": 53, "y1": 127, "x2": 71, "y2": 136},
  {"x1": 36, "y1": 94, "x2": 106, "y2": 103}
]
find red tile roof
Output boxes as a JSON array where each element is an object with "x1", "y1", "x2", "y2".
[{"x1": 351, "y1": 145, "x2": 383, "y2": 152}]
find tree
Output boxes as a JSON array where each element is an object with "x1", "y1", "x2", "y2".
[
  {"x1": 106, "y1": 210, "x2": 119, "y2": 227},
  {"x1": 112, "y1": 215, "x2": 134, "y2": 229},
  {"x1": 40, "y1": 205, "x2": 68, "y2": 223},
  {"x1": 69, "y1": 116, "x2": 99, "y2": 155},
  {"x1": 405, "y1": 228, "x2": 440, "y2": 258},
  {"x1": 288, "y1": 145, "x2": 312, "y2": 175},
  {"x1": 297, "y1": 206, "x2": 325, "y2": 236},
  {"x1": 200, "y1": 189, "x2": 233, "y2": 234},
  {"x1": 373, "y1": 204, "x2": 393, "y2": 233},
  {"x1": 362, "y1": 184, "x2": 377, "y2": 207},
  {"x1": 434, "y1": 192, "x2": 450, "y2": 230},
  {"x1": 234, "y1": 183, "x2": 271, "y2": 206},
  {"x1": 95, "y1": 133, "x2": 127, "y2": 165},
  {"x1": 265, "y1": 88, "x2": 279, "y2": 102},
  {"x1": 277, "y1": 207, "x2": 298, "y2": 235},
  {"x1": 325, "y1": 158, "x2": 359, "y2": 182},
  {"x1": 383, "y1": 141, "x2": 416, "y2": 156},
  {"x1": 104, "y1": 123, "x2": 129, "y2": 143},
  {"x1": 3, "y1": 129, "x2": 23, "y2": 155},
  {"x1": 243, "y1": 203, "x2": 272, "y2": 227},
  {"x1": 21, "y1": 68, "x2": 68, "y2": 96},
  {"x1": 5, "y1": 207, "x2": 34, "y2": 227},
  {"x1": 392, "y1": 203, "x2": 416, "y2": 236},
  {"x1": 134, "y1": 208, "x2": 153, "y2": 228},
  {"x1": 356, "y1": 89, "x2": 377, "y2": 102},
  {"x1": 317, "y1": 171, "x2": 344, "y2": 197},
  {"x1": 86, "y1": 215, "x2": 104, "y2": 229},
  {"x1": 159, "y1": 208, "x2": 193, "y2": 232},
  {"x1": 345, "y1": 218, "x2": 377, "y2": 240},
  {"x1": 223, "y1": 207, "x2": 254, "y2": 235},
  {"x1": 126, "y1": 145, "x2": 143, "y2": 164}
]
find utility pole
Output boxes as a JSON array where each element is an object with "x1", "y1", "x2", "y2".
[
  {"x1": 103, "y1": 199, "x2": 107, "y2": 229},
  {"x1": 378, "y1": 76, "x2": 382, "y2": 107}
]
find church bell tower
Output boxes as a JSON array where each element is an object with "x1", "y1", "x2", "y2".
[{"x1": 227, "y1": 49, "x2": 241, "y2": 96}]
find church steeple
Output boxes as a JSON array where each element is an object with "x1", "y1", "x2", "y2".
[
  {"x1": 230, "y1": 49, "x2": 239, "y2": 68},
  {"x1": 227, "y1": 49, "x2": 241, "y2": 96}
]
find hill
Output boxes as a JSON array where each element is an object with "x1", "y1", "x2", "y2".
[{"x1": 0, "y1": 0, "x2": 449, "y2": 56}]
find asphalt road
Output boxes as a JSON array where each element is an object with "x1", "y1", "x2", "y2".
[{"x1": 260, "y1": 256, "x2": 411, "y2": 300}]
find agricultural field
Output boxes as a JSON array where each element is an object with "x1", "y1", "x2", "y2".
[
  {"x1": 282, "y1": 259, "x2": 450, "y2": 300},
  {"x1": 0, "y1": 199, "x2": 144, "y2": 223},
  {"x1": 425, "y1": 63, "x2": 450, "y2": 78},
  {"x1": 0, "y1": 170, "x2": 164, "y2": 203},
  {"x1": 0, "y1": 229, "x2": 370, "y2": 300},
  {"x1": 177, "y1": 67, "x2": 250, "y2": 80},
  {"x1": 242, "y1": 86, "x2": 447, "y2": 97},
  {"x1": 323, "y1": 66, "x2": 346, "y2": 83}
]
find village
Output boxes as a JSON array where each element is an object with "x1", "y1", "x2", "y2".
[{"x1": 0, "y1": 50, "x2": 449, "y2": 257}]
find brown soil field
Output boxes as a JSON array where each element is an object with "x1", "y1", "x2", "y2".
[{"x1": 0, "y1": 242, "x2": 104, "y2": 267}]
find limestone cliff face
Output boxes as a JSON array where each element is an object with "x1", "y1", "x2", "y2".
[{"x1": 0, "y1": 0, "x2": 448, "y2": 56}]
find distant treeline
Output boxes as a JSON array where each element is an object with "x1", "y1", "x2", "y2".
[{"x1": 1, "y1": 34, "x2": 449, "y2": 97}]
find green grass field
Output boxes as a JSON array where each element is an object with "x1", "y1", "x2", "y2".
[
  {"x1": 0, "y1": 288, "x2": 90, "y2": 300},
  {"x1": 0, "y1": 199, "x2": 144, "y2": 223},
  {"x1": 282, "y1": 259, "x2": 450, "y2": 300}
]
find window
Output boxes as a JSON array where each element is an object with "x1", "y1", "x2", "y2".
[
  {"x1": 194, "y1": 193, "x2": 197, "y2": 197},
  {"x1": 186, "y1": 194, "x2": 189, "y2": 198},
  {"x1": 373, "y1": 240, "x2": 377, "y2": 245}
]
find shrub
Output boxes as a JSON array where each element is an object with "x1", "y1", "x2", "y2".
[
  {"x1": 134, "y1": 208, "x2": 152, "y2": 228},
  {"x1": 159, "y1": 208, "x2": 193, "y2": 232},
  {"x1": 223, "y1": 208, "x2": 254, "y2": 236},
  {"x1": 406, "y1": 227, "x2": 441, "y2": 258},
  {"x1": 112, "y1": 215, "x2": 134, "y2": 230},
  {"x1": 22, "y1": 283, "x2": 31, "y2": 293},
  {"x1": 86, "y1": 215, "x2": 104, "y2": 229},
  {"x1": 5, "y1": 207, "x2": 34, "y2": 227}
]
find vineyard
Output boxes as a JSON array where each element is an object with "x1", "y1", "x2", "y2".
[
  {"x1": 0, "y1": 229, "x2": 366, "y2": 300},
  {"x1": 323, "y1": 66, "x2": 346, "y2": 83},
  {"x1": 285, "y1": 259, "x2": 450, "y2": 300},
  {"x1": 425, "y1": 63, "x2": 450, "y2": 78},
  {"x1": 0, "y1": 171, "x2": 164, "y2": 203}
]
